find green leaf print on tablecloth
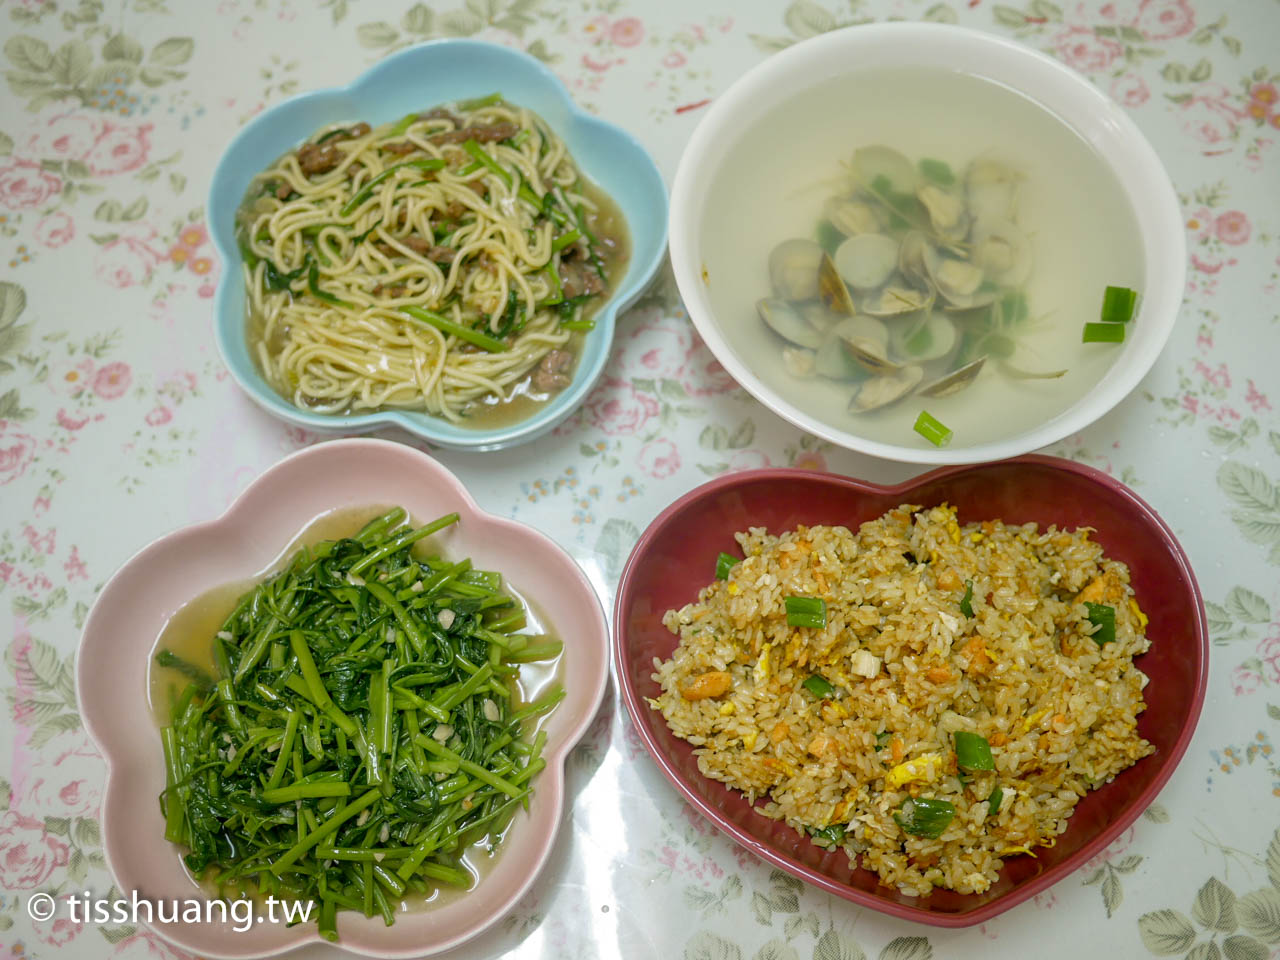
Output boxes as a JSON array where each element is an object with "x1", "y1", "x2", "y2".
[
  {"x1": 1084, "y1": 854, "x2": 1145, "y2": 918},
  {"x1": 1138, "y1": 831, "x2": 1280, "y2": 958},
  {"x1": 356, "y1": 0, "x2": 555, "y2": 61},
  {"x1": 812, "y1": 928, "x2": 864, "y2": 960},
  {"x1": 3, "y1": 31, "x2": 193, "y2": 112},
  {"x1": 686, "y1": 931, "x2": 743, "y2": 960},
  {"x1": 1217, "y1": 462, "x2": 1280, "y2": 563},
  {"x1": 0, "y1": 281, "x2": 31, "y2": 382},
  {"x1": 6, "y1": 635, "x2": 79, "y2": 749},
  {"x1": 749, "y1": 1, "x2": 872, "y2": 53}
]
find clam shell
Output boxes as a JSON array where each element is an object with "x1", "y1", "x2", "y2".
[
  {"x1": 966, "y1": 157, "x2": 1022, "y2": 223},
  {"x1": 768, "y1": 238, "x2": 824, "y2": 301},
  {"x1": 920, "y1": 356, "x2": 987, "y2": 397},
  {"x1": 849, "y1": 364, "x2": 923, "y2": 412},
  {"x1": 890, "y1": 313, "x2": 957, "y2": 363},
  {"x1": 861, "y1": 284, "x2": 934, "y2": 317},
  {"x1": 814, "y1": 334, "x2": 866, "y2": 381},
  {"x1": 851, "y1": 145, "x2": 919, "y2": 197},
  {"x1": 824, "y1": 196, "x2": 882, "y2": 236},
  {"x1": 834, "y1": 233, "x2": 900, "y2": 292},
  {"x1": 757, "y1": 297, "x2": 823, "y2": 349},
  {"x1": 970, "y1": 217, "x2": 1032, "y2": 288},
  {"x1": 817, "y1": 252, "x2": 856, "y2": 316},
  {"x1": 917, "y1": 182, "x2": 968, "y2": 241}
]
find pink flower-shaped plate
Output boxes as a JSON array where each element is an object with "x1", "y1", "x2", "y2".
[
  {"x1": 614, "y1": 455, "x2": 1207, "y2": 927},
  {"x1": 77, "y1": 438, "x2": 608, "y2": 957}
]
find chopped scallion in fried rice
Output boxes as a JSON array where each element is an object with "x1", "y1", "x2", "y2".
[{"x1": 650, "y1": 504, "x2": 1153, "y2": 896}]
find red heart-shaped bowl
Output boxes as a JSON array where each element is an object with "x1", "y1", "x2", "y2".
[{"x1": 613, "y1": 455, "x2": 1206, "y2": 927}]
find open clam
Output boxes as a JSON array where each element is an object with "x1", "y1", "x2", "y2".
[
  {"x1": 830, "y1": 315, "x2": 900, "y2": 374},
  {"x1": 833, "y1": 233, "x2": 900, "y2": 292},
  {"x1": 851, "y1": 146, "x2": 919, "y2": 197},
  {"x1": 897, "y1": 231, "x2": 932, "y2": 287},
  {"x1": 921, "y1": 244, "x2": 999, "y2": 310},
  {"x1": 860, "y1": 283, "x2": 933, "y2": 318},
  {"x1": 817, "y1": 252, "x2": 856, "y2": 315},
  {"x1": 919, "y1": 356, "x2": 987, "y2": 397},
  {"x1": 917, "y1": 182, "x2": 968, "y2": 243},
  {"x1": 849, "y1": 364, "x2": 923, "y2": 412},
  {"x1": 814, "y1": 332, "x2": 866, "y2": 381},
  {"x1": 998, "y1": 340, "x2": 1067, "y2": 380},
  {"x1": 970, "y1": 217, "x2": 1032, "y2": 287},
  {"x1": 965, "y1": 157, "x2": 1022, "y2": 223},
  {"x1": 757, "y1": 298, "x2": 823, "y2": 349},
  {"x1": 799, "y1": 302, "x2": 843, "y2": 336},
  {"x1": 824, "y1": 196, "x2": 882, "y2": 237},
  {"x1": 890, "y1": 313, "x2": 957, "y2": 363},
  {"x1": 769, "y1": 238, "x2": 824, "y2": 301}
]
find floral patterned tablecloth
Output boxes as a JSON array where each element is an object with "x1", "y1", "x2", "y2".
[{"x1": 1, "y1": 0, "x2": 1278, "y2": 957}]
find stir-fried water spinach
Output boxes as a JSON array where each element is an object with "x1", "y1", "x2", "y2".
[{"x1": 156, "y1": 507, "x2": 564, "y2": 941}]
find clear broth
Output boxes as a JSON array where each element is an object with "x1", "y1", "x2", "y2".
[{"x1": 701, "y1": 66, "x2": 1145, "y2": 449}]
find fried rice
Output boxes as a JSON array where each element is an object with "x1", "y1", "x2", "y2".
[{"x1": 650, "y1": 503, "x2": 1154, "y2": 896}]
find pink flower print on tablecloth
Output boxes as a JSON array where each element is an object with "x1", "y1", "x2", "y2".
[
  {"x1": 49, "y1": 357, "x2": 95, "y2": 397},
  {"x1": 93, "y1": 362, "x2": 132, "y2": 399},
  {"x1": 637, "y1": 438, "x2": 681, "y2": 478},
  {"x1": 610, "y1": 17, "x2": 645, "y2": 47},
  {"x1": 1245, "y1": 379, "x2": 1272, "y2": 413},
  {"x1": 64, "y1": 544, "x2": 88, "y2": 580},
  {"x1": 33, "y1": 904, "x2": 84, "y2": 947},
  {"x1": 34, "y1": 212, "x2": 74, "y2": 248},
  {"x1": 1053, "y1": 26, "x2": 1123, "y2": 73},
  {"x1": 1231, "y1": 664, "x2": 1262, "y2": 695},
  {"x1": 581, "y1": 14, "x2": 610, "y2": 44},
  {"x1": 84, "y1": 121, "x2": 153, "y2": 176},
  {"x1": 94, "y1": 223, "x2": 165, "y2": 288},
  {"x1": 26, "y1": 768, "x2": 99, "y2": 820},
  {"x1": 0, "y1": 811, "x2": 69, "y2": 889},
  {"x1": 1259, "y1": 630, "x2": 1280, "y2": 684},
  {"x1": 612, "y1": 313, "x2": 737, "y2": 397},
  {"x1": 582, "y1": 379, "x2": 659, "y2": 436},
  {"x1": 1185, "y1": 206, "x2": 1214, "y2": 243},
  {"x1": 168, "y1": 223, "x2": 219, "y2": 296},
  {"x1": 792, "y1": 449, "x2": 828, "y2": 471},
  {"x1": 0, "y1": 160, "x2": 62, "y2": 210},
  {"x1": 145, "y1": 405, "x2": 173, "y2": 426},
  {"x1": 26, "y1": 109, "x2": 102, "y2": 161},
  {"x1": 1214, "y1": 210, "x2": 1251, "y2": 245},
  {"x1": 1178, "y1": 83, "x2": 1245, "y2": 147},
  {"x1": 1110, "y1": 73, "x2": 1150, "y2": 108},
  {"x1": 1134, "y1": 0, "x2": 1195, "y2": 40},
  {"x1": 0, "y1": 423, "x2": 36, "y2": 486},
  {"x1": 55, "y1": 408, "x2": 91, "y2": 431}
]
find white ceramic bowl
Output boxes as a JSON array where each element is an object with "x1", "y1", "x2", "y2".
[{"x1": 668, "y1": 23, "x2": 1185, "y2": 464}]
